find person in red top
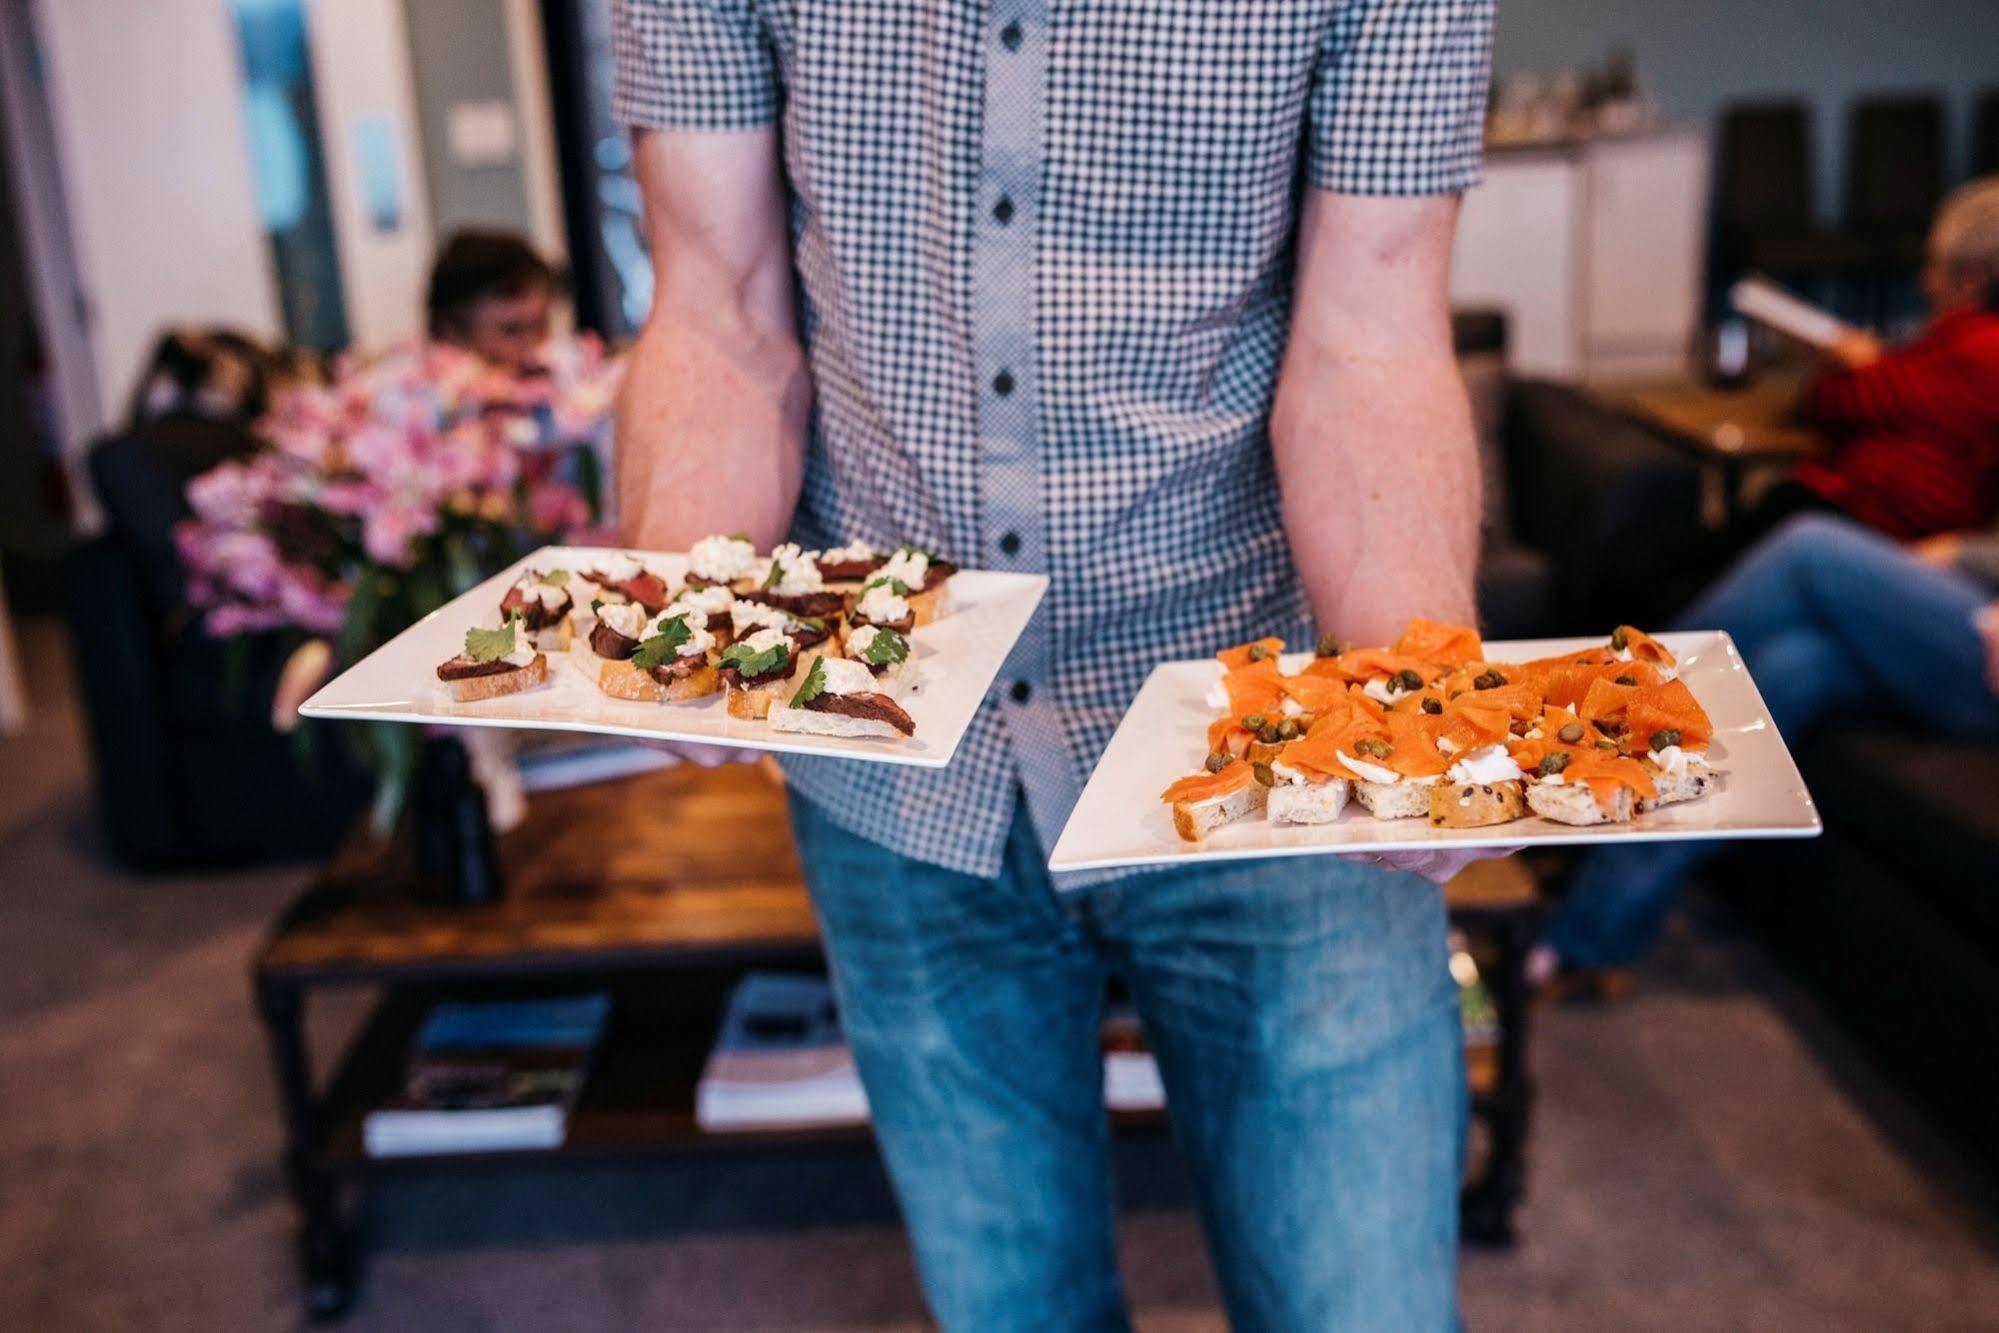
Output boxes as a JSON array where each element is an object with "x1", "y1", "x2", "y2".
[{"x1": 1724, "y1": 178, "x2": 1999, "y2": 552}]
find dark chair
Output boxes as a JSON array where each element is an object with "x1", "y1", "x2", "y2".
[
  {"x1": 1845, "y1": 94, "x2": 1947, "y2": 268},
  {"x1": 70, "y1": 414, "x2": 371, "y2": 870},
  {"x1": 1710, "y1": 102, "x2": 1874, "y2": 309},
  {"x1": 1971, "y1": 88, "x2": 1999, "y2": 179}
]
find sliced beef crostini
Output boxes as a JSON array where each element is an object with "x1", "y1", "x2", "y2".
[
  {"x1": 682, "y1": 533, "x2": 761, "y2": 592},
  {"x1": 718, "y1": 627, "x2": 801, "y2": 720},
  {"x1": 731, "y1": 599, "x2": 834, "y2": 673},
  {"x1": 596, "y1": 608, "x2": 721, "y2": 703},
  {"x1": 667, "y1": 582, "x2": 737, "y2": 644},
  {"x1": 768, "y1": 655, "x2": 916, "y2": 740},
  {"x1": 843, "y1": 623, "x2": 921, "y2": 696},
  {"x1": 498, "y1": 569, "x2": 576, "y2": 651},
  {"x1": 744, "y1": 542, "x2": 848, "y2": 620},
  {"x1": 436, "y1": 618, "x2": 547, "y2": 702},
  {"x1": 582, "y1": 552, "x2": 671, "y2": 615},
  {"x1": 587, "y1": 599, "x2": 650, "y2": 659},
  {"x1": 872, "y1": 546, "x2": 957, "y2": 626},
  {"x1": 814, "y1": 541, "x2": 885, "y2": 590},
  {"x1": 845, "y1": 578, "x2": 917, "y2": 637}
]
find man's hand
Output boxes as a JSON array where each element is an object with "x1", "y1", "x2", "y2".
[
  {"x1": 1826, "y1": 330, "x2": 1887, "y2": 372},
  {"x1": 1910, "y1": 531, "x2": 1967, "y2": 569},
  {"x1": 1343, "y1": 847, "x2": 1520, "y2": 886}
]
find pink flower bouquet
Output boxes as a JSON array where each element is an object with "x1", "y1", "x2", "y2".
[{"x1": 175, "y1": 337, "x2": 623, "y2": 818}]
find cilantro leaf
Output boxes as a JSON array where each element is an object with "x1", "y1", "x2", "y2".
[
  {"x1": 464, "y1": 618, "x2": 521, "y2": 663},
  {"x1": 727, "y1": 532, "x2": 752, "y2": 543},
  {"x1": 539, "y1": 569, "x2": 571, "y2": 588},
  {"x1": 589, "y1": 598, "x2": 605, "y2": 614},
  {"x1": 858, "y1": 628, "x2": 910, "y2": 666},
  {"x1": 720, "y1": 638, "x2": 790, "y2": 678},
  {"x1": 862, "y1": 576, "x2": 913, "y2": 597},
  {"x1": 629, "y1": 615, "x2": 695, "y2": 672},
  {"x1": 761, "y1": 557, "x2": 784, "y2": 590},
  {"x1": 789, "y1": 655, "x2": 828, "y2": 707},
  {"x1": 792, "y1": 615, "x2": 826, "y2": 633}
]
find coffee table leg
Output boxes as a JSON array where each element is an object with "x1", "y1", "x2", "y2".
[{"x1": 255, "y1": 977, "x2": 357, "y2": 1319}]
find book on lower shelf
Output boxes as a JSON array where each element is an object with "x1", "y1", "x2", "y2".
[
  {"x1": 363, "y1": 992, "x2": 612, "y2": 1158},
  {"x1": 696, "y1": 973, "x2": 1165, "y2": 1133}
]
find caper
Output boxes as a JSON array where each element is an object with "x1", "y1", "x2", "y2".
[
  {"x1": 1610, "y1": 626, "x2": 1631, "y2": 650},
  {"x1": 1450, "y1": 689, "x2": 1465, "y2": 701},
  {"x1": 1204, "y1": 751, "x2": 1229, "y2": 774},
  {"x1": 1650, "y1": 727, "x2": 1682, "y2": 750},
  {"x1": 1247, "y1": 643, "x2": 1271, "y2": 662},
  {"x1": 1242, "y1": 713, "x2": 1268, "y2": 732},
  {"x1": 1393, "y1": 668, "x2": 1424, "y2": 692},
  {"x1": 1614, "y1": 674, "x2": 1637, "y2": 687},
  {"x1": 1421, "y1": 697, "x2": 1443, "y2": 715},
  {"x1": 1558, "y1": 723, "x2": 1585, "y2": 743},
  {"x1": 1473, "y1": 669, "x2": 1507, "y2": 690},
  {"x1": 1251, "y1": 762, "x2": 1276, "y2": 788},
  {"x1": 1259, "y1": 723, "x2": 1283, "y2": 744},
  {"x1": 1354, "y1": 738, "x2": 1393, "y2": 759},
  {"x1": 1538, "y1": 751, "x2": 1571, "y2": 777},
  {"x1": 1596, "y1": 739, "x2": 1619, "y2": 751},
  {"x1": 1315, "y1": 633, "x2": 1347, "y2": 658},
  {"x1": 1278, "y1": 718, "x2": 1302, "y2": 740}
]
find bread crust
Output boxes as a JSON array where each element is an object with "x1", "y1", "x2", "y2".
[
  {"x1": 1170, "y1": 782, "x2": 1268, "y2": 841},
  {"x1": 1429, "y1": 778, "x2": 1526, "y2": 828},
  {"x1": 597, "y1": 658, "x2": 720, "y2": 703},
  {"x1": 446, "y1": 654, "x2": 547, "y2": 702},
  {"x1": 1526, "y1": 780, "x2": 1634, "y2": 825},
  {"x1": 1354, "y1": 778, "x2": 1439, "y2": 820}
]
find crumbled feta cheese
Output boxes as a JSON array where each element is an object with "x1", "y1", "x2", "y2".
[
  {"x1": 598, "y1": 552, "x2": 645, "y2": 584},
  {"x1": 845, "y1": 623, "x2": 881, "y2": 658},
  {"x1": 855, "y1": 581, "x2": 910, "y2": 624},
  {"x1": 687, "y1": 534, "x2": 758, "y2": 583},
  {"x1": 821, "y1": 541, "x2": 877, "y2": 565},
  {"x1": 672, "y1": 583, "x2": 735, "y2": 615},
  {"x1": 1648, "y1": 745, "x2": 1689, "y2": 774},
  {"x1": 597, "y1": 601, "x2": 649, "y2": 641},
  {"x1": 512, "y1": 574, "x2": 567, "y2": 608},
  {"x1": 817, "y1": 656, "x2": 877, "y2": 696},
  {"x1": 878, "y1": 548, "x2": 931, "y2": 589},
  {"x1": 738, "y1": 626, "x2": 790, "y2": 657},
  {"x1": 765, "y1": 542, "x2": 825, "y2": 595}
]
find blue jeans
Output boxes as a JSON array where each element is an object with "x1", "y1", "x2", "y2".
[
  {"x1": 788, "y1": 790, "x2": 1464, "y2": 1333},
  {"x1": 1545, "y1": 514, "x2": 1999, "y2": 968}
]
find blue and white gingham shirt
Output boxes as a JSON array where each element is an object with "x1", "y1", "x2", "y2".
[{"x1": 614, "y1": 0, "x2": 1492, "y2": 878}]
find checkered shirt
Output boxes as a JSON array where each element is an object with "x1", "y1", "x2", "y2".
[{"x1": 614, "y1": 0, "x2": 1492, "y2": 879}]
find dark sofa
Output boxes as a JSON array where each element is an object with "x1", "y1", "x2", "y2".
[{"x1": 70, "y1": 414, "x2": 371, "y2": 870}]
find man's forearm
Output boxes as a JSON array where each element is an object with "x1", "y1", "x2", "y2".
[
  {"x1": 617, "y1": 307, "x2": 811, "y2": 550},
  {"x1": 615, "y1": 128, "x2": 812, "y2": 551},
  {"x1": 1272, "y1": 331, "x2": 1480, "y2": 645}
]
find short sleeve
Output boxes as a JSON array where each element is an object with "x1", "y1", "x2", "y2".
[
  {"x1": 611, "y1": 0, "x2": 780, "y2": 132},
  {"x1": 1307, "y1": 0, "x2": 1493, "y2": 195}
]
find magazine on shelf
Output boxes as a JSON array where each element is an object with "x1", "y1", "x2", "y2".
[
  {"x1": 362, "y1": 992, "x2": 612, "y2": 1158},
  {"x1": 696, "y1": 975, "x2": 1167, "y2": 1132}
]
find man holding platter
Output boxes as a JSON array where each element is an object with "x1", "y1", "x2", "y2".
[{"x1": 613, "y1": 1, "x2": 1494, "y2": 1327}]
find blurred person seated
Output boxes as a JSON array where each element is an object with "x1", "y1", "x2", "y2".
[
  {"x1": 1719, "y1": 178, "x2": 1999, "y2": 557},
  {"x1": 425, "y1": 229, "x2": 557, "y2": 376},
  {"x1": 1531, "y1": 513, "x2": 1999, "y2": 993}
]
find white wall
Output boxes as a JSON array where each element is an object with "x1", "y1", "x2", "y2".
[
  {"x1": 306, "y1": 0, "x2": 434, "y2": 354},
  {"x1": 30, "y1": 0, "x2": 281, "y2": 421}
]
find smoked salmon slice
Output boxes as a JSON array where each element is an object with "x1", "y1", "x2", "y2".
[
  {"x1": 1393, "y1": 618, "x2": 1486, "y2": 668},
  {"x1": 1162, "y1": 761, "x2": 1256, "y2": 804},
  {"x1": 1217, "y1": 637, "x2": 1285, "y2": 671}
]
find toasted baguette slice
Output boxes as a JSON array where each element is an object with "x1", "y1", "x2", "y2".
[
  {"x1": 444, "y1": 654, "x2": 547, "y2": 703},
  {"x1": 598, "y1": 658, "x2": 720, "y2": 703},
  {"x1": 767, "y1": 703, "x2": 905, "y2": 741},
  {"x1": 725, "y1": 679, "x2": 790, "y2": 720},
  {"x1": 1635, "y1": 762, "x2": 1715, "y2": 812},
  {"x1": 529, "y1": 617, "x2": 575, "y2": 654},
  {"x1": 1170, "y1": 781, "x2": 1268, "y2": 842},
  {"x1": 1429, "y1": 778, "x2": 1526, "y2": 828},
  {"x1": 906, "y1": 582, "x2": 950, "y2": 627},
  {"x1": 1268, "y1": 779, "x2": 1350, "y2": 825},
  {"x1": 1526, "y1": 779, "x2": 1634, "y2": 826},
  {"x1": 1353, "y1": 778, "x2": 1439, "y2": 820}
]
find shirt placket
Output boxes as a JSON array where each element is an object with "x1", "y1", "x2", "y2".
[{"x1": 971, "y1": 0, "x2": 1078, "y2": 853}]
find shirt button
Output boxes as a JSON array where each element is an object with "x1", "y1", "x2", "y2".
[
  {"x1": 1010, "y1": 680, "x2": 1032, "y2": 704},
  {"x1": 992, "y1": 195, "x2": 1015, "y2": 225},
  {"x1": 992, "y1": 370, "x2": 1015, "y2": 397},
  {"x1": 999, "y1": 531, "x2": 1021, "y2": 556},
  {"x1": 1000, "y1": 20, "x2": 1023, "y2": 50}
]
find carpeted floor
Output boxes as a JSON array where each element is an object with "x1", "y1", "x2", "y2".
[{"x1": 4, "y1": 615, "x2": 1998, "y2": 1332}]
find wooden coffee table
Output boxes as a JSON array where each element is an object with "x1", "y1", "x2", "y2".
[
  {"x1": 254, "y1": 759, "x2": 1539, "y2": 1317},
  {"x1": 1619, "y1": 378, "x2": 1824, "y2": 522}
]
